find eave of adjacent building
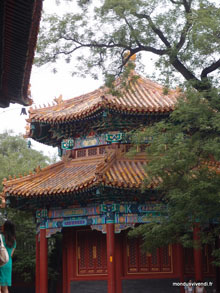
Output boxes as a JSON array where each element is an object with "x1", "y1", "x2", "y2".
[{"x1": 0, "y1": 0, "x2": 43, "y2": 108}]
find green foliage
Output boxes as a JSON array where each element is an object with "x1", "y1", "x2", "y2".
[
  {"x1": 129, "y1": 87, "x2": 220, "y2": 263},
  {"x1": 6, "y1": 208, "x2": 36, "y2": 283},
  {"x1": 48, "y1": 233, "x2": 63, "y2": 293},
  {"x1": 36, "y1": 0, "x2": 220, "y2": 92},
  {"x1": 0, "y1": 131, "x2": 51, "y2": 192},
  {"x1": 0, "y1": 132, "x2": 56, "y2": 283}
]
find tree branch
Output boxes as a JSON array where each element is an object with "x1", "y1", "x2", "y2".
[
  {"x1": 175, "y1": 25, "x2": 190, "y2": 51},
  {"x1": 140, "y1": 45, "x2": 167, "y2": 55},
  {"x1": 134, "y1": 13, "x2": 171, "y2": 48},
  {"x1": 170, "y1": 57, "x2": 201, "y2": 88},
  {"x1": 59, "y1": 36, "x2": 166, "y2": 62},
  {"x1": 175, "y1": 13, "x2": 193, "y2": 50},
  {"x1": 59, "y1": 36, "x2": 131, "y2": 51},
  {"x1": 169, "y1": 0, "x2": 184, "y2": 5},
  {"x1": 171, "y1": 56, "x2": 213, "y2": 91},
  {"x1": 182, "y1": 0, "x2": 191, "y2": 13},
  {"x1": 201, "y1": 59, "x2": 220, "y2": 79},
  {"x1": 123, "y1": 15, "x2": 141, "y2": 47}
]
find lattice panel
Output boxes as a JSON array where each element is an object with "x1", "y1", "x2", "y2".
[
  {"x1": 99, "y1": 146, "x2": 106, "y2": 154},
  {"x1": 139, "y1": 250, "x2": 150, "y2": 272},
  {"x1": 127, "y1": 238, "x2": 139, "y2": 272},
  {"x1": 77, "y1": 149, "x2": 86, "y2": 158},
  {"x1": 150, "y1": 249, "x2": 160, "y2": 272},
  {"x1": 78, "y1": 233, "x2": 86, "y2": 271},
  {"x1": 205, "y1": 245, "x2": 215, "y2": 274},
  {"x1": 77, "y1": 230, "x2": 107, "y2": 275},
  {"x1": 184, "y1": 246, "x2": 215, "y2": 275},
  {"x1": 140, "y1": 145, "x2": 146, "y2": 152},
  {"x1": 203, "y1": 245, "x2": 208, "y2": 273},
  {"x1": 161, "y1": 246, "x2": 172, "y2": 272},
  {"x1": 127, "y1": 237, "x2": 172, "y2": 274},
  {"x1": 126, "y1": 145, "x2": 132, "y2": 152},
  {"x1": 184, "y1": 248, "x2": 194, "y2": 274},
  {"x1": 88, "y1": 148, "x2": 97, "y2": 156}
]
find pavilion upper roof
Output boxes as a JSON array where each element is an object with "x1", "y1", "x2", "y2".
[
  {"x1": 0, "y1": 0, "x2": 43, "y2": 107},
  {"x1": 2, "y1": 149, "x2": 159, "y2": 207},
  {"x1": 27, "y1": 75, "x2": 179, "y2": 125}
]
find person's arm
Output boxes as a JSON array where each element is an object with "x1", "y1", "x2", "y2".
[
  {"x1": 11, "y1": 240, "x2": 16, "y2": 257},
  {"x1": 11, "y1": 248, "x2": 15, "y2": 257}
]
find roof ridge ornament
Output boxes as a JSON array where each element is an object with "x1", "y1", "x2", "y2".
[
  {"x1": 54, "y1": 94, "x2": 63, "y2": 104},
  {"x1": 0, "y1": 193, "x2": 6, "y2": 208},
  {"x1": 24, "y1": 123, "x2": 31, "y2": 137},
  {"x1": 35, "y1": 166, "x2": 41, "y2": 173},
  {"x1": 62, "y1": 150, "x2": 72, "y2": 162}
]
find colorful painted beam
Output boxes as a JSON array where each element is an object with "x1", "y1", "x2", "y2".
[{"x1": 36, "y1": 202, "x2": 165, "y2": 231}]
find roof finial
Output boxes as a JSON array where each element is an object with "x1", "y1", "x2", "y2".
[
  {"x1": 124, "y1": 51, "x2": 136, "y2": 63},
  {"x1": 54, "y1": 94, "x2": 63, "y2": 104},
  {"x1": 35, "y1": 166, "x2": 41, "y2": 173},
  {"x1": 25, "y1": 123, "x2": 30, "y2": 136},
  {"x1": 123, "y1": 51, "x2": 136, "y2": 73}
]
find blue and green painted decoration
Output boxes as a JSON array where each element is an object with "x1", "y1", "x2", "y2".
[
  {"x1": 61, "y1": 132, "x2": 125, "y2": 150},
  {"x1": 36, "y1": 202, "x2": 165, "y2": 233}
]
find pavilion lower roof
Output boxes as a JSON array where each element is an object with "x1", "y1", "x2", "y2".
[
  {"x1": 2, "y1": 150, "x2": 158, "y2": 199},
  {"x1": 27, "y1": 75, "x2": 179, "y2": 125},
  {"x1": 0, "y1": 0, "x2": 43, "y2": 107}
]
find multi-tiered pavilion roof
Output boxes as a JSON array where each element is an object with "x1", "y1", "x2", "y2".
[{"x1": 2, "y1": 74, "x2": 179, "y2": 208}]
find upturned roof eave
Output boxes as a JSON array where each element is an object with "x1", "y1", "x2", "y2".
[
  {"x1": 26, "y1": 75, "x2": 179, "y2": 124},
  {"x1": 2, "y1": 152, "x2": 150, "y2": 202}
]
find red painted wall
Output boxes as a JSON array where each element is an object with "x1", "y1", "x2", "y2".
[{"x1": 61, "y1": 227, "x2": 215, "y2": 293}]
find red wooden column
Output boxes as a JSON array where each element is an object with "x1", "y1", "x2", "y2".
[
  {"x1": 39, "y1": 229, "x2": 48, "y2": 293},
  {"x1": 176, "y1": 243, "x2": 185, "y2": 293},
  {"x1": 107, "y1": 223, "x2": 116, "y2": 293},
  {"x1": 115, "y1": 233, "x2": 123, "y2": 293},
  {"x1": 62, "y1": 229, "x2": 67, "y2": 293},
  {"x1": 193, "y1": 224, "x2": 203, "y2": 281},
  {"x1": 67, "y1": 228, "x2": 74, "y2": 293},
  {"x1": 35, "y1": 233, "x2": 40, "y2": 293},
  {"x1": 215, "y1": 237, "x2": 220, "y2": 293}
]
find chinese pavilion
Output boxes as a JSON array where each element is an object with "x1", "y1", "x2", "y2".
[
  {"x1": 0, "y1": 0, "x2": 43, "y2": 108},
  {"x1": 2, "y1": 74, "x2": 215, "y2": 293}
]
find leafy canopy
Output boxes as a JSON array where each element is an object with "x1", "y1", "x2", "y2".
[
  {"x1": 36, "y1": 0, "x2": 220, "y2": 91},
  {"x1": 129, "y1": 87, "x2": 220, "y2": 254},
  {"x1": 0, "y1": 131, "x2": 51, "y2": 189}
]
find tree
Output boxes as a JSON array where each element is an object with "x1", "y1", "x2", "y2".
[
  {"x1": 129, "y1": 87, "x2": 220, "y2": 256},
  {"x1": 36, "y1": 0, "x2": 220, "y2": 92},
  {"x1": 0, "y1": 131, "x2": 55, "y2": 283},
  {"x1": 0, "y1": 131, "x2": 51, "y2": 187}
]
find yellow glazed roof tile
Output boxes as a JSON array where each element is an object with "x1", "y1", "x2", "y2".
[
  {"x1": 3, "y1": 151, "x2": 149, "y2": 198},
  {"x1": 28, "y1": 75, "x2": 179, "y2": 124}
]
